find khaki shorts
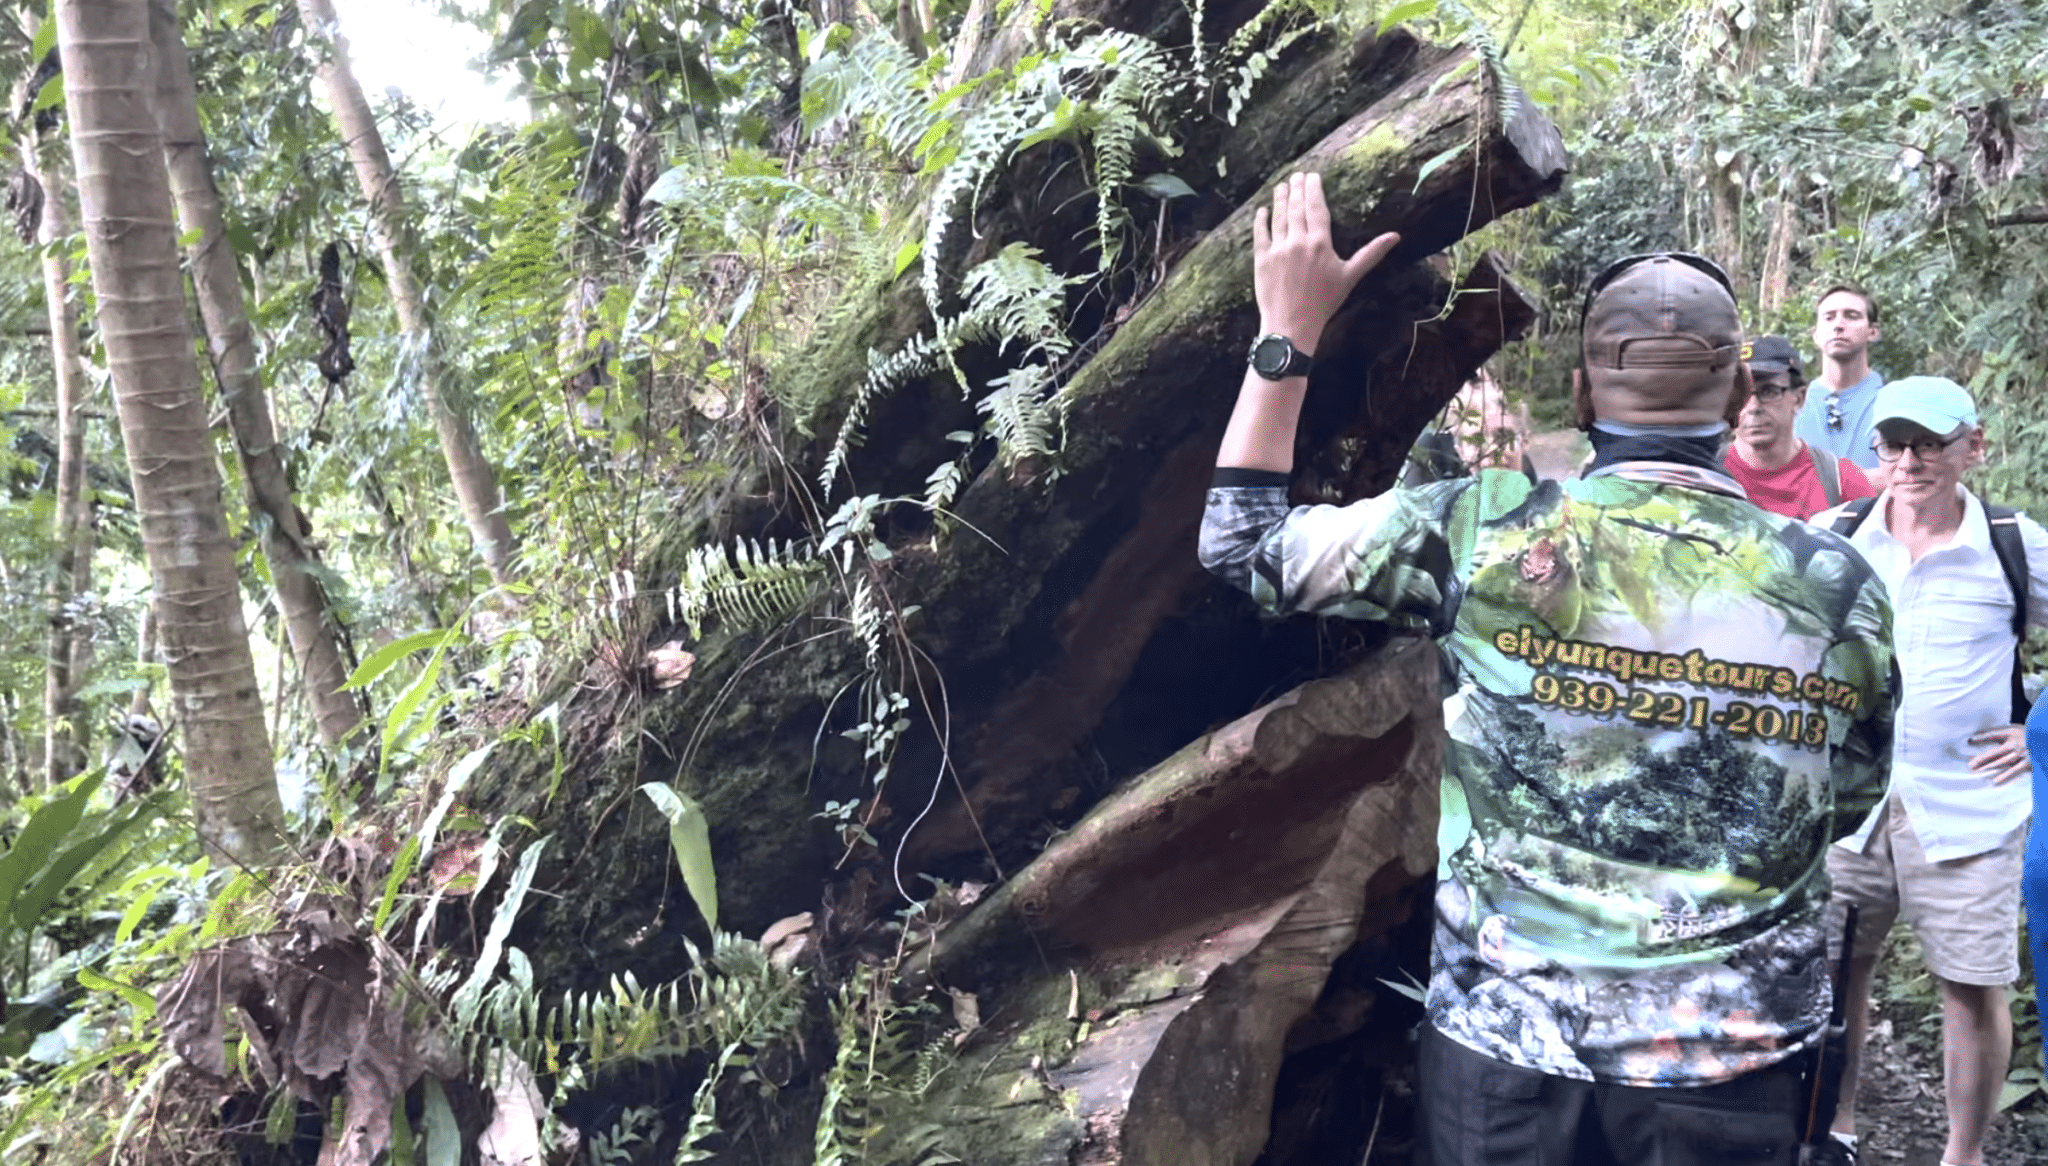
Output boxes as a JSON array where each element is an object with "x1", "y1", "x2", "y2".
[{"x1": 1825, "y1": 797, "x2": 2024, "y2": 986}]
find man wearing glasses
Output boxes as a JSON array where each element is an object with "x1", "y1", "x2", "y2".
[
  {"x1": 1814, "y1": 377, "x2": 2048, "y2": 1166},
  {"x1": 1200, "y1": 172, "x2": 1894, "y2": 1165},
  {"x1": 1794, "y1": 285, "x2": 1887, "y2": 471},
  {"x1": 1722, "y1": 335, "x2": 1875, "y2": 519}
]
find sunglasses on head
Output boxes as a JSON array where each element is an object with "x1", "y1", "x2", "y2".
[{"x1": 1580, "y1": 252, "x2": 1738, "y2": 323}]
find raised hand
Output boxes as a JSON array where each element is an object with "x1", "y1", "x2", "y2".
[{"x1": 1251, "y1": 172, "x2": 1400, "y2": 356}]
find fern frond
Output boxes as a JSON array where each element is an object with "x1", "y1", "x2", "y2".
[
  {"x1": 804, "y1": 32, "x2": 951, "y2": 161},
  {"x1": 957, "y1": 243, "x2": 1076, "y2": 360},
  {"x1": 670, "y1": 539, "x2": 827, "y2": 639},
  {"x1": 455, "y1": 132, "x2": 582, "y2": 331},
  {"x1": 977, "y1": 365, "x2": 1063, "y2": 465},
  {"x1": 921, "y1": 80, "x2": 1052, "y2": 313},
  {"x1": 821, "y1": 331, "x2": 947, "y2": 494}
]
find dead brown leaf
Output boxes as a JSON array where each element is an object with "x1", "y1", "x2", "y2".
[
  {"x1": 429, "y1": 836, "x2": 488, "y2": 895},
  {"x1": 645, "y1": 642, "x2": 696, "y2": 689},
  {"x1": 155, "y1": 947, "x2": 262, "y2": 1079}
]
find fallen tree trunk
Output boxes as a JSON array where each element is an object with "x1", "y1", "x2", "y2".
[
  {"x1": 898, "y1": 41, "x2": 1562, "y2": 868},
  {"x1": 512, "y1": 29, "x2": 1561, "y2": 1008},
  {"x1": 902, "y1": 636, "x2": 1441, "y2": 1166}
]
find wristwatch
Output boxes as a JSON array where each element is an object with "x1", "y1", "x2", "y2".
[{"x1": 1248, "y1": 333, "x2": 1314, "y2": 381}]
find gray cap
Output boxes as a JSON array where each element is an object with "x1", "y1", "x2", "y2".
[{"x1": 1582, "y1": 256, "x2": 1742, "y2": 372}]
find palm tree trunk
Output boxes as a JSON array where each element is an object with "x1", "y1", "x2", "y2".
[
  {"x1": 55, "y1": 0, "x2": 284, "y2": 864},
  {"x1": 148, "y1": 0, "x2": 367, "y2": 752},
  {"x1": 19, "y1": 133, "x2": 94, "y2": 788},
  {"x1": 296, "y1": 0, "x2": 520, "y2": 584}
]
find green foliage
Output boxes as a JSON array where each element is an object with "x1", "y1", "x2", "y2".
[
  {"x1": 638, "y1": 782, "x2": 718, "y2": 931},
  {"x1": 815, "y1": 964, "x2": 957, "y2": 1166}
]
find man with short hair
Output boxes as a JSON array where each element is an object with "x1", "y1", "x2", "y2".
[
  {"x1": 1200, "y1": 172, "x2": 1895, "y2": 1165},
  {"x1": 1815, "y1": 376, "x2": 2048, "y2": 1166},
  {"x1": 1723, "y1": 335, "x2": 1874, "y2": 519},
  {"x1": 1795, "y1": 285, "x2": 1886, "y2": 470}
]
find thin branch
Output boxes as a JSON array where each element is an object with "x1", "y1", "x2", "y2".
[{"x1": 1991, "y1": 207, "x2": 2048, "y2": 228}]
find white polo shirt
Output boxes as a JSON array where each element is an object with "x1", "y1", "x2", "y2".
[{"x1": 1817, "y1": 487, "x2": 2048, "y2": 861}]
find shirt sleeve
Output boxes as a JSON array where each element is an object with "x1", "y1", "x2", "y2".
[{"x1": 1197, "y1": 473, "x2": 1470, "y2": 626}]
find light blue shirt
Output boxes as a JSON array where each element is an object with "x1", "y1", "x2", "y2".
[{"x1": 1794, "y1": 368, "x2": 1885, "y2": 469}]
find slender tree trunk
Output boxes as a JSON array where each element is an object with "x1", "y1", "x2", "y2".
[
  {"x1": 149, "y1": 0, "x2": 367, "y2": 752},
  {"x1": 296, "y1": 0, "x2": 519, "y2": 584},
  {"x1": 55, "y1": 0, "x2": 284, "y2": 864},
  {"x1": 19, "y1": 132, "x2": 95, "y2": 788},
  {"x1": 1759, "y1": 0, "x2": 1841, "y2": 317}
]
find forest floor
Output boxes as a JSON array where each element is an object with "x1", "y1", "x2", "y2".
[{"x1": 1846, "y1": 926, "x2": 2048, "y2": 1166}]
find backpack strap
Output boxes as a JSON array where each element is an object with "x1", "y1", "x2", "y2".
[
  {"x1": 1986, "y1": 504, "x2": 2032, "y2": 721},
  {"x1": 1809, "y1": 445, "x2": 1842, "y2": 507},
  {"x1": 1828, "y1": 496, "x2": 1877, "y2": 538}
]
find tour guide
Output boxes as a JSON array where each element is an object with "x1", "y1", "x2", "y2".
[{"x1": 1199, "y1": 173, "x2": 1895, "y2": 1164}]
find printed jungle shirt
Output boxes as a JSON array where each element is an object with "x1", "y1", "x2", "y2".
[{"x1": 1199, "y1": 463, "x2": 1895, "y2": 1087}]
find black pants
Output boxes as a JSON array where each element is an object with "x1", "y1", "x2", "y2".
[{"x1": 1416, "y1": 1026, "x2": 1807, "y2": 1166}]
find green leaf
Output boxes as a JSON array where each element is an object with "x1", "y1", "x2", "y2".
[
  {"x1": 0, "y1": 771, "x2": 107, "y2": 931},
  {"x1": 1411, "y1": 141, "x2": 1470, "y2": 194},
  {"x1": 1998, "y1": 1079, "x2": 2038, "y2": 1111},
  {"x1": 1378, "y1": 0, "x2": 1438, "y2": 35},
  {"x1": 451, "y1": 838, "x2": 547, "y2": 1025},
  {"x1": 389, "y1": 1100, "x2": 416, "y2": 1166},
  {"x1": 421, "y1": 1078, "x2": 460, "y2": 1166},
  {"x1": 76, "y1": 967, "x2": 156, "y2": 1020},
  {"x1": 638, "y1": 784, "x2": 718, "y2": 932},
  {"x1": 15, "y1": 795, "x2": 163, "y2": 932},
  {"x1": 31, "y1": 75, "x2": 63, "y2": 115},
  {"x1": 343, "y1": 628, "x2": 465, "y2": 691},
  {"x1": 374, "y1": 837, "x2": 421, "y2": 934},
  {"x1": 892, "y1": 241, "x2": 922, "y2": 278},
  {"x1": 30, "y1": 16, "x2": 55, "y2": 62},
  {"x1": 1138, "y1": 173, "x2": 1196, "y2": 200}
]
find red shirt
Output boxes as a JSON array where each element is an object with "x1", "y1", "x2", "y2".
[{"x1": 1723, "y1": 442, "x2": 1875, "y2": 519}]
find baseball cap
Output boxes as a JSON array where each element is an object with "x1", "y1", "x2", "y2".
[
  {"x1": 1581, "y1": 254, "x2": 1742, "y2": 372},
  {"x1": 1741, "y1": 336, "x2": 1803, "y2": 382},
  {"x1": 1869, "y1": 376, "x2": 1979, "y2": 436}
]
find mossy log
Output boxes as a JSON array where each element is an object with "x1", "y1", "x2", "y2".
[
  {"x1": 896, "y1": 636, "x2": 1440, "y2": 1166},
  {"x1": 898, "y1": 41, "x2": 1562, "y2": 870},
  {"x1": 519, "y1": 31, "x2": 1560, "y2": 1002}
]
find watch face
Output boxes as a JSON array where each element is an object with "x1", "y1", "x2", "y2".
[{"x1": 1251, "y1": 335, "x2": 1293, "y2": 376}]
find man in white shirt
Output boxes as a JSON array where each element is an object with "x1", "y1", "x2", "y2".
[
  {"x1": 1815, "y1": 377, "x2": 2048, "y2": 1166},
  {"x1": 1795, "y1": 285, "x2": 1887, "y2": 471}
]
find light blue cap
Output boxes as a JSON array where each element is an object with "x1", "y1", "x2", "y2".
[{"x1": 1870, "y1": 376, "x2": 1979, "y2": 438}]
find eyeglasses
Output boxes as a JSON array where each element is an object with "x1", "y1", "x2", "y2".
[
  {"x1": 1750, "y1": 382, "x2": 1803, "y2": 403},
  {"x1": 1871, "y1": 432, "x2": 1967, "y2": 462},
  {"x1": 1825, "y1": 394, "x2": 1844, "y2": 430},
  {"x1": 1581, "y1": 252, "x2": 1738, "y2": 323}
]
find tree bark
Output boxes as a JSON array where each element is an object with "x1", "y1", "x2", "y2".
[
  {"x1": 55, "y1": 0, "x2": 285, "y2": 864},
  {"x1": 19, "y1": 134, "x2": 95, "y2": 789},
  {"x1": 149, "y1": 0, "x2": 368, "y2": 753},
  {"x1": 905, "y1": 637, "x2": 1441, "y2": 1166},
  {"x1": 296, "y1": 0, "x2": 520, "y2": 585}
]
